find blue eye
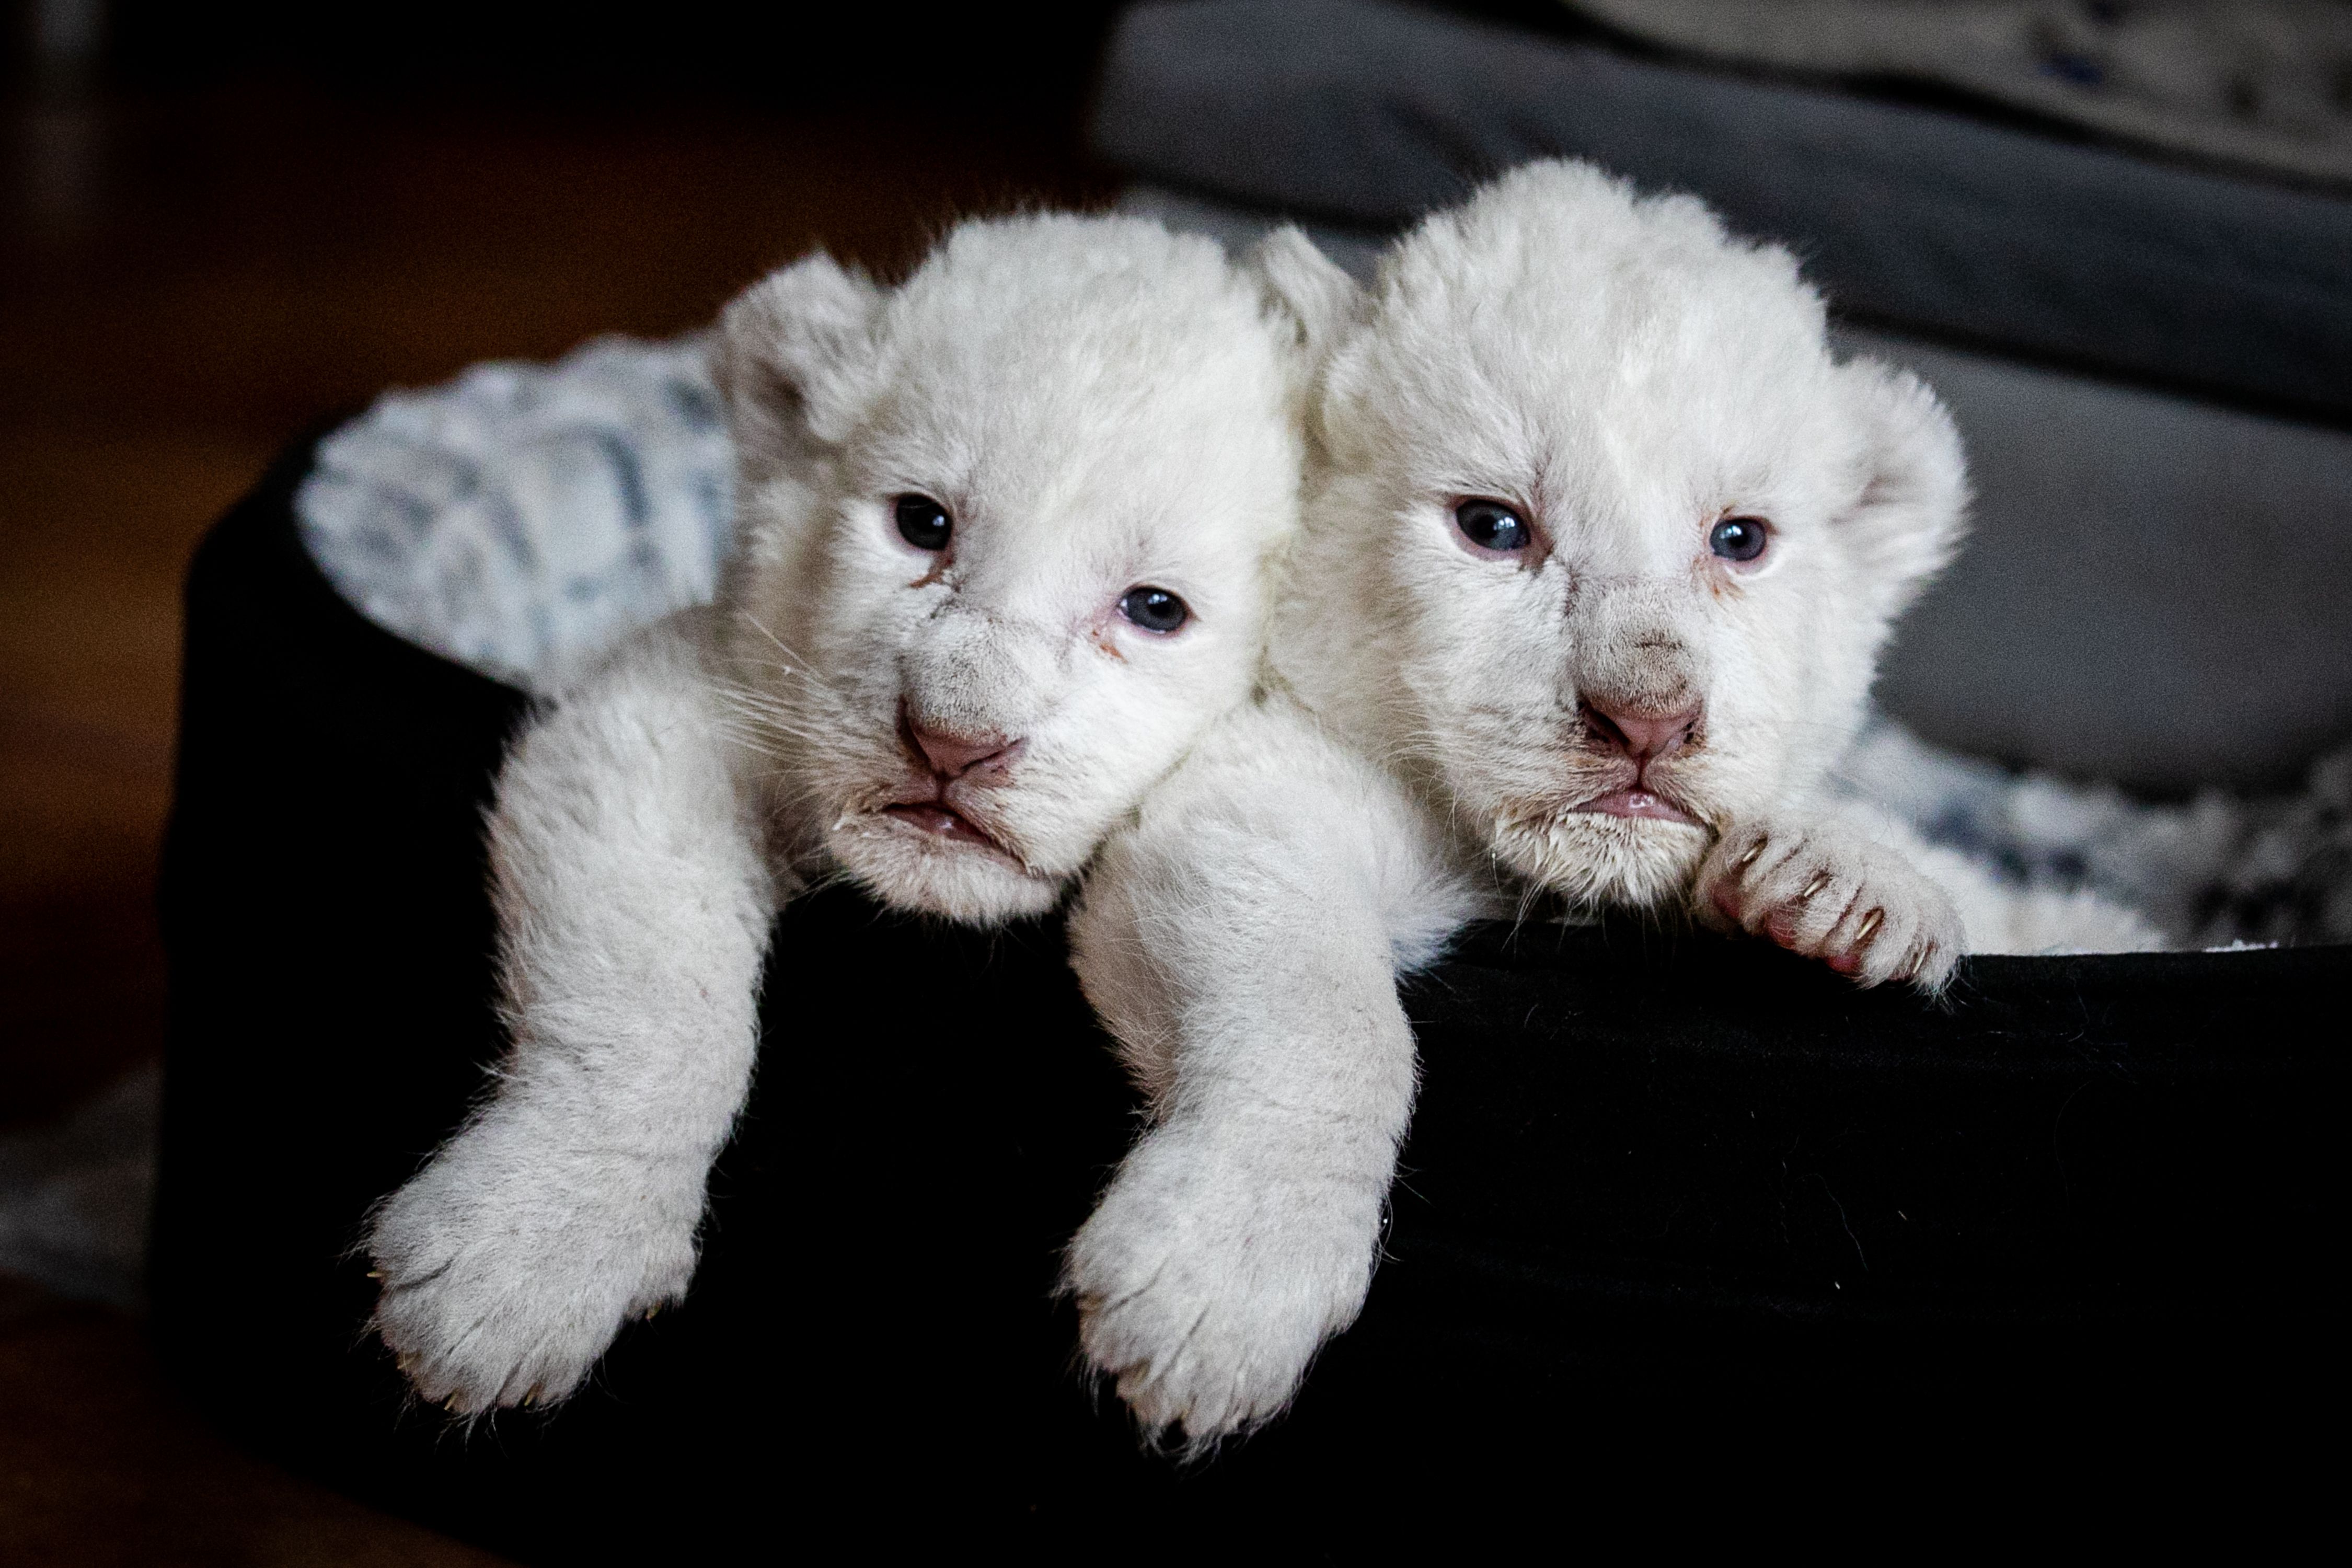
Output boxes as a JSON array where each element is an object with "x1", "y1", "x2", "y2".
[
  {"x1": 1454, "y1": 499, "x2": 1530, "y2": 553},
  {"x1": 1710, "y1": 516, "x2": 1769, "y2": 563},
  {"x1": 894, "y1": 494, "x2": 951, "y2": 551},
  {"x1": 1117, "y1": 585, "x2": 1189, "y2": 634}
]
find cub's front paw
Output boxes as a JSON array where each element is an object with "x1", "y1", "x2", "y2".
[
  {"x1": 1697, "y1": 817, "x2": 1962, "y2": 990},
  {"x1": 1068, "y1": 1127, "x2": 1382, "y2": 1450},
  {"x1": 366, "y1": 1134, "x2": 699, "y2": 1416}
]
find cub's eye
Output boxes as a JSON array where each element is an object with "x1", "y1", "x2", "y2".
[
  {"x1": 1709, "y1": 515, "x2": 1770, "y2": 564},
  {"x1": 1117, "y1": 585, "x2": 1189, "y2": 635},
  {"x1": 893, "y1": 493, "x2": 952, "y2": 551},
  {"x1": 1454, "y1": 499, "x2": 1531, "y2": 554}
]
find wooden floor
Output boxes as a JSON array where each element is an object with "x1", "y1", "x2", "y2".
[{"x1": 0, "y1": 76, "x2": 1106, "y2": 1563}]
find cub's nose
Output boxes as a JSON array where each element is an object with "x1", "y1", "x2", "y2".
[
  {"x1": 907, "y1": 719, "x2": 1022, "y2": 779},
  {"x1": 1581, "y1": 699, "x2": 1701, "y2": 765}
]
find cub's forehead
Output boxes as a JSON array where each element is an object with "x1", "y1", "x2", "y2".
[
  {"x1": 1344, "y1": 164, "x2": 1851, "y2": 499},
  {"x1": 879, "y1": 214, "x2": 1278, "y2": 414},
  {"x1": 853, "y1": 217, "x2": 1296, "y2": 527}
]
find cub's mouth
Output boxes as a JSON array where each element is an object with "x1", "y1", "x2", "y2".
[
  {"x1": 864, "y1": 784, "x2": 1037, "y2": 874},
  {"x1": 880, "y1": 801, "x2": 1011, "y2": 853},
  {"x1": 828, "y1": 748, "x2": 1059, "y2": 918},
  {"x1": 1569, "y1": 786, "x2": 1699, "y2": 826}
]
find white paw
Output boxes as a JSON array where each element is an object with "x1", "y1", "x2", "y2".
[
  {"x1": 365, "y1": 1125, "x2": 700, "y2": 1415},
  {"x1": 1696, "y1": 816, "x2": 1963, "y2": 990},
  {"x1": 1068, "y1": 1123, "x2": 1382, "y2": 1448}
]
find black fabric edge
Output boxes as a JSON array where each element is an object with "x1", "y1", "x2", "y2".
[{"x1": 1445, "y1": 914, "x2": 2350, "y2": 986}]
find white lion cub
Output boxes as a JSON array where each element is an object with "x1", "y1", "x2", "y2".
[
  {"x1": 1065, "y1": 162, "x2": 2157, "y2": 1445},
  {"x1": 365, "y1": 213, "x2": 1329, "y2": 1413}
]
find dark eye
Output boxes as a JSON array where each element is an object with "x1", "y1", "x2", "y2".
[
  {"x1": 893, "y1": 493, "x2": 951, "y2": 551},
  {"x1": 1117, "y1": 585, "x2": 1189, "y2": 635},
  {"x1": 1454, "y1": 499, "x2": 1531, "y2": 554},
  {"x1": 1710, "y1": 515, "x2": 1769, "y2": 564}
]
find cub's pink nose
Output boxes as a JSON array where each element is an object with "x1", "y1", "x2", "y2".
[
  {"x1": 907, "y1": 721, "x2": 1020, "y2": 779},
  {"x1": 1582, "y1": 699, "x2": 1702, "y2": 764}
]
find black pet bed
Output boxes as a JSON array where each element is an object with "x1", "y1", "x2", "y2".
[{"x1": 148, "y1": 439, "x2": 2343, "y2": 1550}]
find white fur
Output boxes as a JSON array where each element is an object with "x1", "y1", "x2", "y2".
[
  {"x1": 1066, "y1": 162, "x2": 2161, "y2": 1444},
  {"x1": 368, "y1": 613, "x2": 768, "y2": 1410},
  {"x1": 1067, "y1": 698, "x2": 1479, "y2": 1445},
  {"x1": 367, "y1": 213, "x2": 1324, "y2": 1412}
]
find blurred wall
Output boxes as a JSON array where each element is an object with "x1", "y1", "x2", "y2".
[{"x1": 49, "y1": 2, "x2": 1134, "y2": 113}]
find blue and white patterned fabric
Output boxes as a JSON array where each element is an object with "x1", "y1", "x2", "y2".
[
  {"x1": 298, "y1": 334, "x2": 734, "y2": 695},
  {"x1": 1832, "y1": 719, "x2": 2350, "y2": 952}
]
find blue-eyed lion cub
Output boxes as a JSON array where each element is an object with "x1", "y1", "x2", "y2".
[
  {"x1": 365, "y1": 213, "x2": 1338, "y2": 1414},
  {"x1": 1065, "y1": 162, "x2": 2157, "y2": 1446}
]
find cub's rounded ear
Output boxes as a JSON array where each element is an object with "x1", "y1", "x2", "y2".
[
  {"x1": 1242, "y1": 224, "x2": 1365, "y2": 374},
  {"x1": 714, "y1": 252, "x2": 884, "y2": 471},
  {"x1": 1836, "y1": 359, "x2": 1971, "y2": 620}
]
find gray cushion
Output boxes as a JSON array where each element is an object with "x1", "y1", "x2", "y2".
[
  {"x1": 1851, "y1": 329, "x2": 2352, "y2": 793},
  {"x1": 1093, "y1": 0, "x2": 2352, "y2": 423}
]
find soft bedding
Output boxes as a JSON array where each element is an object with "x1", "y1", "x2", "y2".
[{"x1": 155, "y1": 446, "x2": 2342, "y2": 1545}]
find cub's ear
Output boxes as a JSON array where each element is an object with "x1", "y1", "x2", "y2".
[
  {"x1": 1836, "y1": 359, "x2": 1971, "y2": 621},
  {"x1": 1242, "y1": 224, "x2": 1365, "y2": 374},
  {"x1": 714, "y1": 252, "x2": 884, "y2": 472}
]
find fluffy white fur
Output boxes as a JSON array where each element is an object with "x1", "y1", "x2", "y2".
[
  {"x1": 366, "y1": 213, "x2": 1329, "y2": 1413},
  {"x1": 1065, "y1": 162, "x2": 2160, "y2": 1447}
]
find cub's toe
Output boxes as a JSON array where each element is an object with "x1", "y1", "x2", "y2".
[
  {"x1": 366, "y1": 1166, "x2": 698, "y2": 1417},
  {"x1": 1697, "y1": 821, "x2": 1961, "y2": 993},
  {"x1": 1068, "y1": 1137, "x2": 1379, "y2": 1450}
]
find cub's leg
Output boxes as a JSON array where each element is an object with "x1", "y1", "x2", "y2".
[
  {"x1": 367, "y1": 610, "x2": 779, "y2": 1413},
  {"x1": 1066, "y1": 699, "x2": 1475, "y2": 1447},
  {"x1": 1694, "y1": 808, "x2": 1963, "y2": 990}
]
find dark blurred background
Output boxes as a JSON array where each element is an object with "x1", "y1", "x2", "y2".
[{"x1": 0, "y1": 0, "x2": 1136, "y2": 1131}]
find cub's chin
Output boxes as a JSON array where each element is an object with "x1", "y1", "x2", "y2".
[
  {"x1": 1490, "y1": 809, "x2": 1711, "y2": 914},
  {"x1": 828, "y1": 813, "x2": 1065, "y2": 925}
]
